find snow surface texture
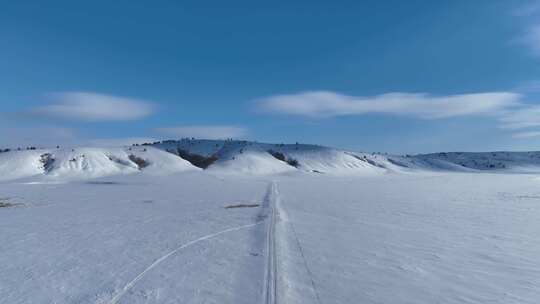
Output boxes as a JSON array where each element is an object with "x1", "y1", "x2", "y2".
[
  {"x1": 1, "y1": 140, "x2": 540, "y2": 303},
  {"x1": 1, "y1": 171, "x2": 539, "y2": 303},
  {"x1": 0, "y1": 173, "x2": 269, "y2": 304},
  {"x1": 276, "y1": 173, "x2": 540, "y2": 304}
]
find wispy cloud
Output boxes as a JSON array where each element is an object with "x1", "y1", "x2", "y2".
[
  {"x1": 514, "y1": 80, "x2": 540, "y2": 93},
  {"x1": 83, "y1": 137, "x2": 157, "y2": 147},
  {"x1": 0, "y1": 126, "x2": 77, "y2": 148},
  {"x1": 256, "y1": 91, "x2": 520, "y2": 119},
  {"x1": 519, "y1": 25, "x2": 540, "y2": 56},
  {"x1": 512, "y1": 131, "x2": 540, "y2": 138},
  {"x1": 505, "y1": 79, "x2": 540, "y2": 137},
  {"x1": 156, "y1": 125, "x2": 248, "y2": 139},
  {"x1": 30, "y1": 92, "x2": 154, "y2": 121},
  {"x1": 513, "y1": 1, "x2": 540, "y2": 57},
  {"x1": 513, "y1": 1, "x2": 540, "y2": 17},
  {"x1": 499, "y1": 105, "x2": 540, "y2": 129}
]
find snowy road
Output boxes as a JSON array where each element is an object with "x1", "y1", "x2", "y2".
[{"x1": 262, "y1": 182, "x2": 278, "y2": 304}]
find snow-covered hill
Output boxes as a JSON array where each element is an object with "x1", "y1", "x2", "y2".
[
  {"x1": 2, "y1": 139, "x2": 540, "y2": 181},
  {"x1": 387, "y1": 151, "x2": 540, "y2": 173},
  {"x1": 153, "y1": 139, "x2": 540, "y2": 174},
  {"x1": 0, "y1": 146, "x2": 198, "y2": 182},
  {"x1": 152, "y1": 139, "x2": 390, "y2": 175}
]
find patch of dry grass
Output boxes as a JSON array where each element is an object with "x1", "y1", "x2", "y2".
[
  {"x1": 224, "y1": 203, "x2": 260, "y2": 209},
  {"x1": 0, "y1": 198, "x2": 23, "y2": 208}
]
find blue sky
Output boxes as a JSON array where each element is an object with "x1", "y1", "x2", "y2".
[{"x1": 2, "y1": 0, "x2": 540, "y2": 153}]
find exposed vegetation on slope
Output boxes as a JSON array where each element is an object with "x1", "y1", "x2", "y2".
[
  {"x1": 128, "y1": 154, "x2": 149, "y2": 169},
  {"x1": 176, "y1": 149, "x2": 218, "y2": 169},
  {"x1": 267, "y1": 150, "x2": 300, "y2": 168}
]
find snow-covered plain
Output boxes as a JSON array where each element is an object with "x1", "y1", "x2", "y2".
[
  {"x1": 276, "y1": 173, "x2": 540, "y2": 304},
  {"x1": 0, "y1": 173, "x2": 269, "y2": 304},
  {"x1": 1, "y1": 142, "x2": 540, "y2": 303}
]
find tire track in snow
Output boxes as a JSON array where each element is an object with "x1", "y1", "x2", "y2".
[
  {"x1": 270, "y1": 181, "x2": 323, "y2": 304},
  {"x1": 288, "y1": 212, "x2": 323, "y2": 304},
  {"x1": 262, "y1": 182, "x2": 278, "y2": 304},
  {"x1": 108, "y1": 221, "x2": 264, "y2": 304}
]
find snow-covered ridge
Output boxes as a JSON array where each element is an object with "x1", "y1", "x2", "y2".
[
  {"x1": 387, "y1": 151, "x2": 540, "y2": 173},
  {"x1": 0, "y1": 146, "x2": 197, "y2": 182},
  {"x1": 152, "y1": 139, "x2": 390, "y2": 175},
  {"x1": 2, "y1": 139, "x2": 540, "y2": 181},
  {"x1": 152, "y1": 139, "x2": 540, "y2": 174}
]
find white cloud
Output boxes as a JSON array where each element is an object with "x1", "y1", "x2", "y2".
[
  {"x1": 30, "y1": 92, "x2": 154, "y2": 121},
  {"x1": 256, "y1": 91, "x2": 520, "y2": 119},
  {"x1": 156, "y1": 125, "x2": 247, "y2": 139},
  {"x1": 512, "y1": 131, "x2": 540, "y2": 138}
]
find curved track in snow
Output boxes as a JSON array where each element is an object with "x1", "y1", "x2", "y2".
[
  {"x1": 109, "y1": 181, "x2": 284, "y2": 304},
  {"x1": 108, "y1": 221, "x2": 264, "y2": 304}
]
